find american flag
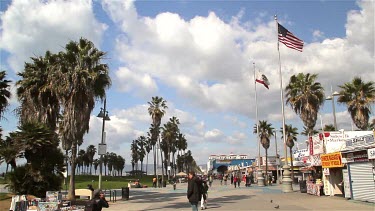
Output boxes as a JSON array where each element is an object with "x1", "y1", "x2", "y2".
[{"x1": 278, "y1": 23, "x2": 304, "y2": 52}]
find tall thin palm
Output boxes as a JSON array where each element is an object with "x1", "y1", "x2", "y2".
[
  {"x1": 148, "y1": 96, "x2": 167, "y2": 177},
  {"x1": 144, "y1": 136, "x2": 152, "y2": 175},
  {"x1": 337, "y1": 77, "x2": 375, "y2": 130},
  {"x1": 285, "y1": 73, "x2": 324, "y2": 136},
  {"x1": 280, "y1": 124, "x2": 298, "y2": 181},
  {"x1": 162, "y1": 116, "x2": 179, "y2": 178},
  {"x1": 253, "y1": 120, "x2": 274, "y2": 185},
  {"x1": 86, "y1": 145, "x2": 96, "y2": 175},
  {"x1": 0, "y1": 71, "x2": 11, "y2": 120}
]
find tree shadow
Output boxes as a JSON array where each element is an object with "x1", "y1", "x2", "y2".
[{"x1": 143, "y1": 194, "x2": 255, "y2": 211}]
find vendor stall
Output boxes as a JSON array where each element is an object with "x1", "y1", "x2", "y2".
[{"x1": 306, "y1": 181, "x2": 323, "y2": 196}]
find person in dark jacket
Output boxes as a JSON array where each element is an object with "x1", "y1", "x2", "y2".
[
  {"x1": 187, "y1": 171, "x2": 200, "y2": 211},
  {"x1": 92, "y1": 190, "x2": 109, "y2": 211}
]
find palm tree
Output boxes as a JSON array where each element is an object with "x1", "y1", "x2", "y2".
[
  {"x1": 56, "y1": 38, "x2": 111, "y2": 199},
  {"x1": 131, "y1": 140, "x2": 139, "y2": 173},
  {"x1": 148, "y1": 96, "x2": 168, "y2": 177},
  {"x1": 285, "y1": 73, "x2": 324, "y2": 136},
  {"x1": 8, "y1": 122, "x2": 65, "y2": 197},
  {"x1": 253, "y1": 120, "x2": 274, "y2": 185},
  {"x1": 103, "y1": 153, "x2": 110, "y2": 176},
  {"x1": 0, "y1": 71, "x2": 11, "y2": 120},
  {"x1": 162, "y1": 116, "x2": 179, "y2": 179},
  {"x1": 337, "y1": 77, "x2": 375, "y2": 130},
  {"x1": 86, "y1": 145, "x2": 96, "y2": 175},
  {"x1": 16, "y1": 52, "x2": 60, "y2": 130},
  {"x1": 137, "y1": 136, "x2": 146, "y2": 175},
  {"x1": 280, "y1": 124, "x2": 298, "y2": 181},
  {"x1": 16, "y1": 38, "x2": 110, "y2": 199},
  {"x1": 0, "y1": 136, "x2": 17, "y2": 173},
  {"x1": 77, "y1": 150, "x2": 86, "y2": 174},
  {"x1": 144, "y1": 136, "x2": 152, "y2": 175},
  {"x1": 93, "y1": 159, "x2": 99, "y2": 175},
  {"x1": 301, "y1": 126, "x2": 319, "y2": 136},
  {"x1": 147, "y1": 124, "x2": 158, "y2": 176},
  {"x1": 323, "y1": 124, "x2": 336, "y2": 131}
]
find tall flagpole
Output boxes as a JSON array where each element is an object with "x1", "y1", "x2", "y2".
[
  {"x1": 253, "y1": 62, "x2": 264, "y2": 186},
  {"x1": 275, "y1": 15, "x2": 293, "y2": 192}
]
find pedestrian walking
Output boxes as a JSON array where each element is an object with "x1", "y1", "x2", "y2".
[
  {"x1": 152, "y1": 177, "x2": 157, "y2": 188},
  {"x1": 230, "y1": 174, "x2": 233, "y2": 185},
  {"x1": 158, "y1": 177, "x2": 162, "y2": 188},
  {"x1": 224, "y1": 175, "x2": 227, "y2": 185},
  {"x1": 200, "y1": 181, "x2": 209, "y2": 210},
  {"x1": 237, "y1": 175, "x2": 241, "y2": 188},
  {"x1": 208, "y1": 175, "x2": 213, "y2": 187},
  {"x1": 233, "y1": 176, "x2": 237, "y2": 188},
  {"x1": 187, "y1": 171, "x2": 200, "y2": 211},
  {"x1": 220, "y1": 176, "x2": 223, "y2": 186}
]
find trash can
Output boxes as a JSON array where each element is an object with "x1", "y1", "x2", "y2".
[
  {"x1": 122, "y1": 187, "x2": 129, "y2": 200},
  {"x1": 163, "y1": 180, "x2": 167, "y2": 187},
  {"x1": 299, "y1": 180, "x2": 307, "y2": 193}
]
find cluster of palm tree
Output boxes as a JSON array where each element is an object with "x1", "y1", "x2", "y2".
[
  {"x1": 75, "y1": 145, "x2": 125, "y2": 176},
  {"x1": 254, "y1": 73, "x2": 374, "y2": 183},
  {"x1": 0, "y1": 38, "x2": 111, "y2": 199},
  {"x1": 131, "y1": 96, "x2": 199, "y2": 179}
]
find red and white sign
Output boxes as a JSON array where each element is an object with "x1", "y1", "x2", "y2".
[{"x1": 310, "y1": 134, "x2": 324, "y2": 155}]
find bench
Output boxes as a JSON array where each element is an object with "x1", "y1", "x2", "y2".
[{"x1": 75, "y1": 189, "x2": 93, "y2": 200}]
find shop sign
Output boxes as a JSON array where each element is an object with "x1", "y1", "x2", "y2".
[
  {"x1": 294, "y1": 148, "x2": 309, "y2": 159},
  {"x1": 310, "y1": 134, "x2": 324, "y2": 155},
  {"x1": 321, "y1": 152, "x2": 343, "y2": 168},
  {"x1": 368, "y1": 148, "x2": 375, "y2": 160},
  {"x1": 325, "y1": 131, "x2": 373, "y2": 153},
  {"x1": 345, "y1": 134, "x2": 374, "y2": 147}
]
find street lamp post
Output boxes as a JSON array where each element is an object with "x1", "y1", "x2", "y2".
[
  {"x1": 97, "y1": 98, "x2": 110, "y2": 190},
  {"x1": 326, "y1": 86, "x2": 340, "y2": 130}
]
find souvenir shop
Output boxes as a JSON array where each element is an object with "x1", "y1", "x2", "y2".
[{"x1": 341, "y1": 132, "x2": 375, "y2": 203}]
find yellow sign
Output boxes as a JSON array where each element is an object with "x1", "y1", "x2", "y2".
[{"x1": 321, "y1": 152, "x2": 343, "y2": 168}]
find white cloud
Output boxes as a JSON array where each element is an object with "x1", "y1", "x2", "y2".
[
  {"x1": 103, "y1": 0, "x2": 374, "y2": 127},
  {"x1": 312, "y1": 30, "x2": 325, "y2": 41},
  {"x1": 346, "y1": 0, "x2": 374, "y2": 56},
  {"x1": 115, "y1": 67, "x2": 158, "y2": 97},
  {"x1": 0, "y1": 0, "x2": 107, "y2": 72}
]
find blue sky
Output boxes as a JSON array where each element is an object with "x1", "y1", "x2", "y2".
[{"x1": 0, "y1": 0, "x2": 374, "y2": 166}]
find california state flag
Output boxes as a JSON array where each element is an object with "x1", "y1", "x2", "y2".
[{"x1": 255, "y1": 71, "x2": 270, "y2": 89}]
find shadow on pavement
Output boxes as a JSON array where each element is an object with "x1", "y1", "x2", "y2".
[{"x1": 142, "y1": 194, "x2": 254, "y2": 211}]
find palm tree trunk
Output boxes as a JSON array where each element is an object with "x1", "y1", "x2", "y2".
[
  {"x1": 68, "y1": 142, "x2": 77, "y2": 200},
  {"x1": 141, "y1": 161, "x2": 143, "y2": 176},
  {"x1": 290, "y1": 147, "x2": 294, "y2": 183},
  {"x1": 146, "y1": 152, "x2": 149, "y2": 175},
  {"x1": 153, "y1": 145, "x2": 156, "y2": 176},
  {"x1": 167, "y1": 147, "x2": 171, "y2": 180},
  {"x1": 265, "y1": 149, "x2": 268, "y2": 186}
]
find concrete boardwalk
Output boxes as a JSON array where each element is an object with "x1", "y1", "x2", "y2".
[{"x1": 106, "y1": 182, "x2": 374, "y2": 211}]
